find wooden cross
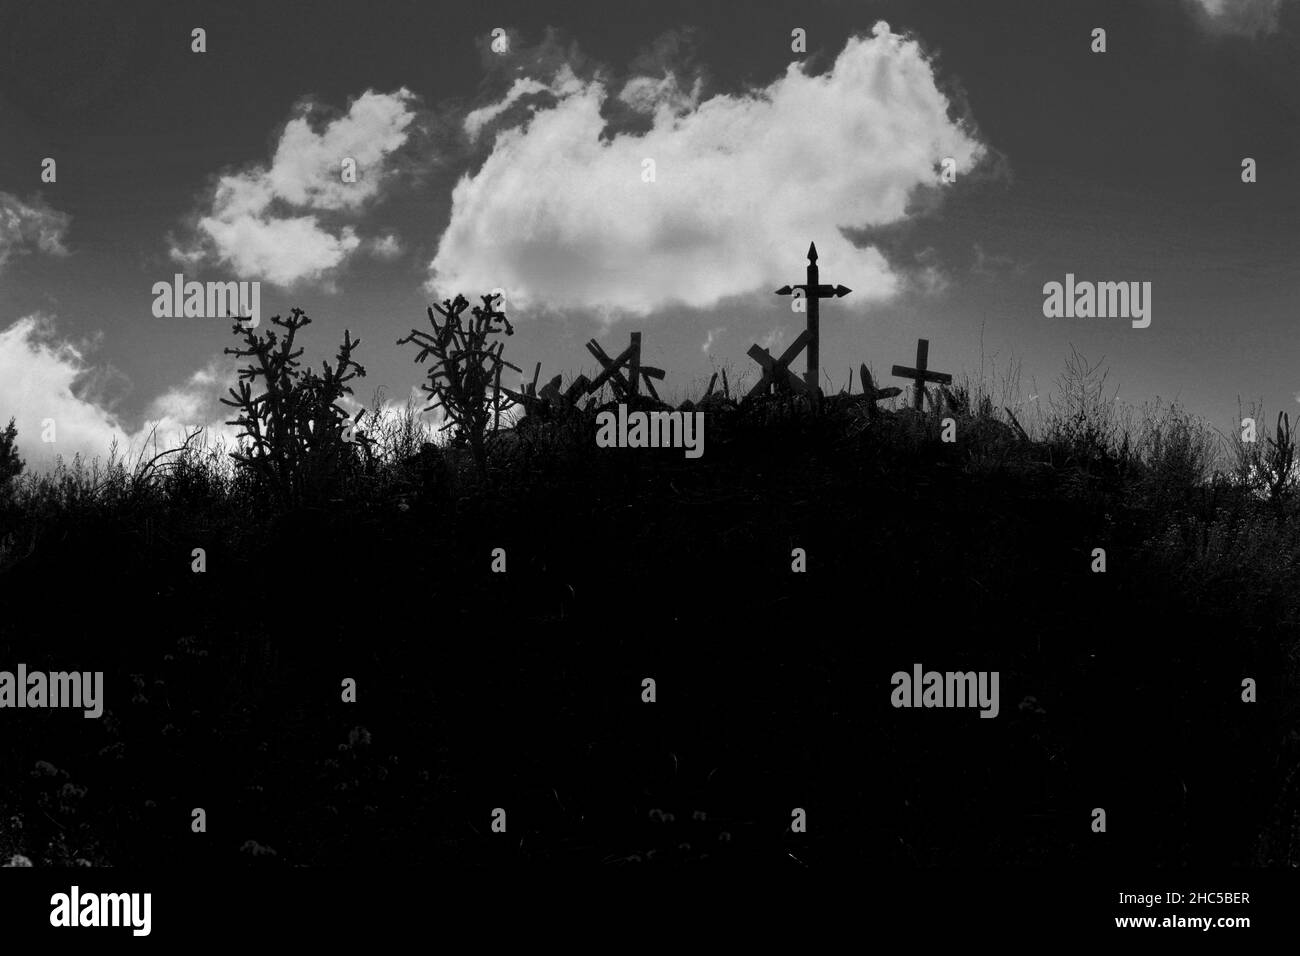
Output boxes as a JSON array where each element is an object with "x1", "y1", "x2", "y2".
[
  {"x1": 744, "y1": 328, "x2": 814, "y2": 400},
  {"x1": 585, "y1": 331, "x2": 665, "y2": 403},
  {"x1": 773, "y1": 242, "x2": 852, "y2": 391},
  {"x1": 891, "y1": 339, "x2": 952, "y2": 411},
  {"x1": 500, "y1": 362, "x2": 590, "y2": 412},
  {"x1": 859, "y1": 364, "x2": 901, "y2": 405},
  {"x1": 846, "y1": 365, "x2": 902, "y2": 422}
]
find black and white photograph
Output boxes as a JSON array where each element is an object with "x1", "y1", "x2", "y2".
[{"x1": 0, "y1": 0, "x2": 1297, "y2": 939}]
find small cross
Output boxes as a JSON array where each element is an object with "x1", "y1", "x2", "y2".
[
  {"x1": 859, "y1": 364, "x2": 901, "y2": 404},
  {"x1": 585, "y1": 332, "x2": 665, "y2": 404},
  {"x1": 891, "y1": 339, "x2": 952, "y2": 411}
]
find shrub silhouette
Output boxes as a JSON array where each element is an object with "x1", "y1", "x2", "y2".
[
  {"x1": 398, "y1": 292, "x2": 519, "y2": 480},
  {"x1": 0, "y1": 417, "x2": 23, "y2": 490},
  {"x1": 1043, "y1": 347, "x2": 1129, "y2": 472},
  {"x1": 221, "y1": 309, "x2": 373, "y2": 505},
  {"x1": 1132, "y1": 401, "x2": 1219, "y2": 511}
]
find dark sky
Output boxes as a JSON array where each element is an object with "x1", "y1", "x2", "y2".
[{"x1": 1, "y1": 0, "x2": 1297, "y2": 463}]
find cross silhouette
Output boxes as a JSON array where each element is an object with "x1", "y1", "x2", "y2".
[
  {"x1": 891, "y1": 338, "x2": 952, "y2": 411},
  {"x1": 585, "y1": 332, "x2": 665, "y2": 403},
  {"x1": 774, "y1": 242, "x2": 851, "y2": 391},
  {"x1": 745, "y1": 332, "x2": 815, "y2": 399},
  {"x1": 859, "y1": 364, "x2": 901, "y2": 405}
]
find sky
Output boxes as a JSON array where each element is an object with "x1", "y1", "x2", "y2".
[{"x1": 0, "y1": 0, "x2": 1297, "y2": 466}]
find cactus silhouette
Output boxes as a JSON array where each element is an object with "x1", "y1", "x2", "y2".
[
  {"x1": 398, "y1": 292, "x2": 520, "y2": 480},
  {"x1": 221, "y1": 309, "x2": 372, "y2": 505}
]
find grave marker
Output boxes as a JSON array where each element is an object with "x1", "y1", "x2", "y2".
[
  {"x1": 891, "y1": 339, "x2": 952, "y2": 411},
  {"x1": 745, "y1": 329, "x2": 815, "y2": 399},
  {"x1": 772, "y1": 242, "x2": 852, "y2": 392},
  {"x1": 585, "y1": 332, "x2": 665, "y2": 403}
]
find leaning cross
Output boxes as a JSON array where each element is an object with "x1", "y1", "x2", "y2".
[
  {"x1": 585, "y1": 331, "x2": 665, "y2": 403},
  {"x1": 891, "y1": 338, "x2": 952, "y2": 411},
  {"x1": 773, "y1": 242, "x2": 852, "y2": 392},
  {"x1": 745, "y1": 331, "x2": 815, "y2": 399},
  {"x1": 859, "y1": 364, "x2": 901, "y2": 405}
]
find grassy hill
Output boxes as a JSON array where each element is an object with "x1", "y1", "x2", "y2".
[{"x1": 2, "y1": 319, "x2": 1298, "y2": 871}]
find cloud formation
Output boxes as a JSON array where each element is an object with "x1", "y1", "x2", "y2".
[
  {"x1": 0, "y1": 193, "x2": 71, "y2": 270},
  {"x1": 0, "y1": 316, "x2": 443, "y2": 472},
  {"x1": 1189, "y1": 0, "x2": 1288, "y2": 35},
  {"x1": 172, "y1": 89, "x2": 418, "y2": 287},
  {"x1": 0, "y1": 315, "x2": 241, "y2": 469},
  {"x1": 428, "y1": 22, "x2": 986, "y2": 320}
]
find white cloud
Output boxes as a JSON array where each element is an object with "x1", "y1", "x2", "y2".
[
  {"x1": 465, "y1": 77, "x2": 555, "y2": 142},
  {"x1": 0, "y1": 315, "x2": 241, "y2": 470},
  {"x1": 428, "y1": 22, "x2": 985, "y2": 321},
  {"x1": 618, "y1": 73, "x2": 702, "y2": 117},
  {"x1": 338, "y1": 387, "x2": 450, "y2": 436},
  {"x1": 366, "y1": 232, "x2": 404, "y2": 260},
  {"x1": 173, "y1": 88, "x2": 417, "y2": 287},
  {"x1": 701, "y1": 326, "x2": 725, "y2": 353},
  {"x1": 0, "y1": 192, "x2": 71, "y2": 270},
  {"x1": 1189, "y1": 0, "x2": 1287, "y2": 35},
  {"x1": 144, "y1": 359, "x2": 241, "y2": 440}
]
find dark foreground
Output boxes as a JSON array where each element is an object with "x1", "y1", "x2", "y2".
[{"x1": 1, "y1": 401, "x2": 1297, "y2": 879}]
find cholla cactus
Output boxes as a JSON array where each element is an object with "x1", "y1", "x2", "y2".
[
  {"x1": 221, "y1": 309, "x2": 373, "y2": 504},
  {"x1": 398, "y1": 292, "x2": 520, "y2": 479}
]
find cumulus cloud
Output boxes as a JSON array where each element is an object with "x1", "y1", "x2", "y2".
[
  {"x1": 617, "y1": 72, "x2": 702, "y2": 116},
  {"x1": 1189, "y1": 0, "x2": 1288, "y2": 35},
  {"x1": 0, "y1": 192, "x2": 71, "y2": 270},
  {"x1": 0, "y1": 315, "x2": 241, "y2": 470},
  {"x1": 143, "y1": 360, "x2": 241, "y2": 439},
  {"x1": 0, "y1": 313, "x2": 460, "y2": 474},
  {"x1": 172, "y1": 88, "x2": 418, "y2": 287},
  {"x1": 428, "y1": 22, "x2": 985, "y2": 321},
  {"x1": 465, "y1": 73, "x2": 578, "y2": 142}
]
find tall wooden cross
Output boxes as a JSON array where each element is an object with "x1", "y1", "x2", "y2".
[
  {"x1": 774, "y1": 242, "x2": 851, "y2": 391},
  {"x1": 891, "y1": 338, "x2": 952, "y2": 411}
]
